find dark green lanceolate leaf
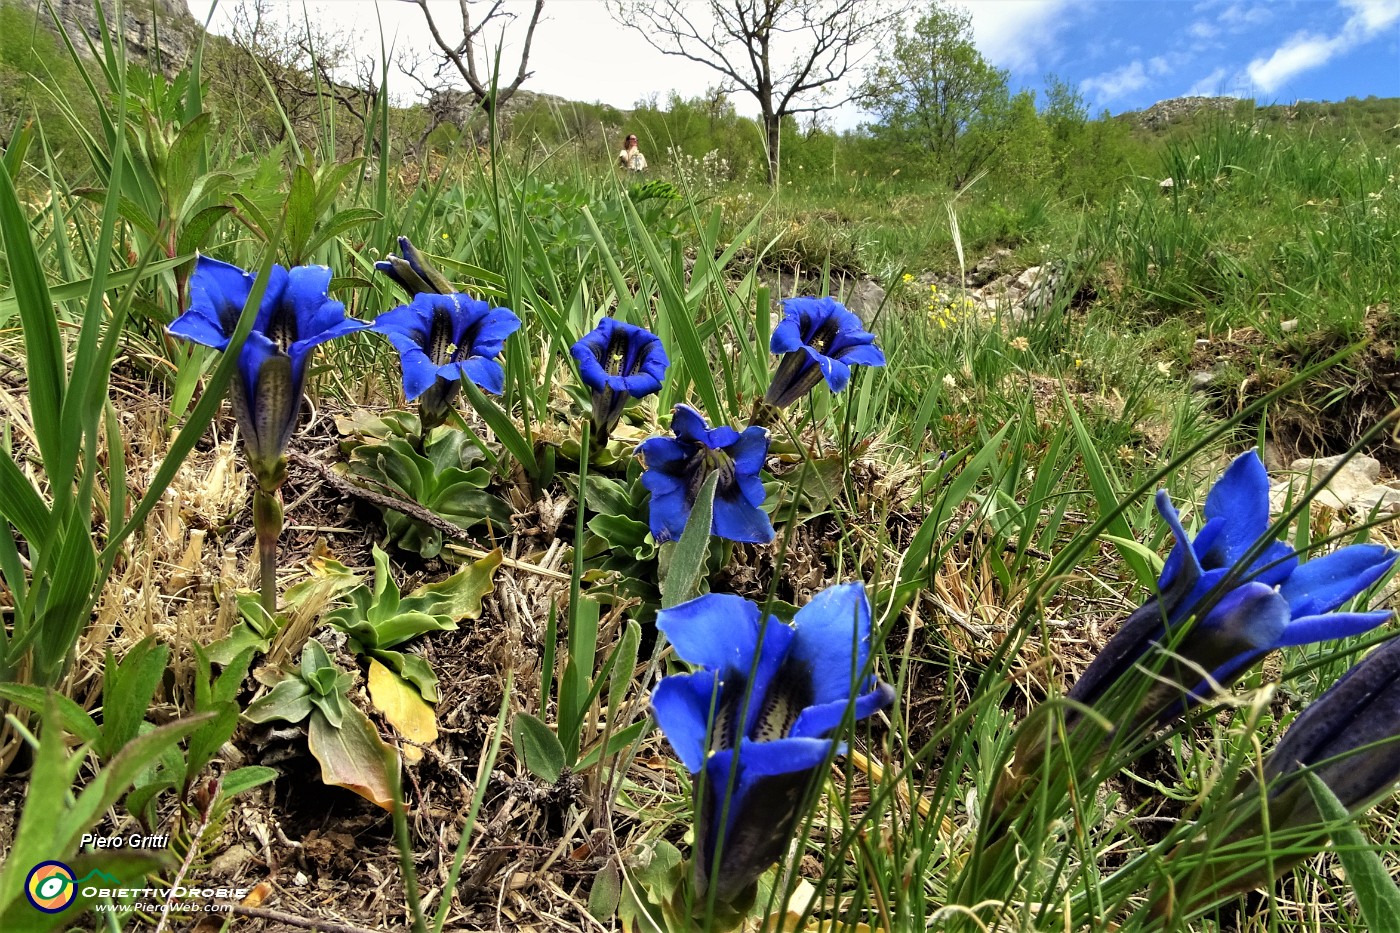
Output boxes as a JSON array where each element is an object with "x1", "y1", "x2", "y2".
[
  {"x1": 513, "y1": 712, "x2": 566, "y2": 783},
  {"x1": 588, "y1": 862, "x2": 623, "y2": 921},
  {"x1": 661, "y1": 472, "x2": 717, "y2": 610},
  {"x1": 458, "y1": 376, "x2": 539, "y2": 479},
  {"x1": 1305, "y1": 773, "x2": 1400, "y2": 932},
  {"x1": 221, "y1": 766, "x2": 279, "y2": 798},
  {"x1": 401, "y1": 547, "x2": 501, "y2": 622},
  {"x1": 328, "y1": 547, "x2": 501, "y2": 703},
  {"x1": 97, "y1": 636, "x2": 169, "y2": 762},
  {"x1": 0, "y1": 685, "x2": 100, "y2": 744},
  {"x1": 183, "y1": 646, "x2": 256, "y2": 794},
  {"x1": 242, "y1": 677, "x2": 313, "y2": 725},
  {"x1": 587, "y1": 512, "x2": 653, "y2": 557},
  {"x1": 345, "y1": 435, "x2": 512, "y2": 558},
  {"x1": 579, "y1": 474, "x2": 634, "y2": 518}
]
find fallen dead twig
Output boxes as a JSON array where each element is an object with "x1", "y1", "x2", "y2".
[{"x1": 230, "y1": 904, "x2": 385, "y2": 933}]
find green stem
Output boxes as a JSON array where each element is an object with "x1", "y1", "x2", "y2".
[{"x1": 252, "y1": 485, "x2": 283, "y2": 622}]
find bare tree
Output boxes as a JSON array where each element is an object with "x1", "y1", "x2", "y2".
[
  {"x1": 406, "y1": 0, "x2": 545, "y2": 118},
  {"x1": 606, "y1": 0, "x2": 901, "y2": 184}
]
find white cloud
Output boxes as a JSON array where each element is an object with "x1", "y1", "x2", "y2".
[
  {"x1": 1189, "y1": 20, "x2": 1220, "y2": 40},
  {"x1": 1219, "y1": 2, "x2": 1273, "y2": 27},
  {"x1": 1185, "y1": 66, "x2": 1231, "y2": 96},
  {"x1": 1081, "y1": 60, "x2": 1150, "y2": 101},
  {"x1": 1148, "y1": 55, "x2": 1173, "y2": 76},
  {"x1": 1341, "y1": 0, "x2": 1400, "y2": 29},
  {"x1": 957, "y1": 0, "x2": 1084, "y2": 72},
  {"x1": 1246, "y1": 0, "x2": 1400, "y2": 92}
]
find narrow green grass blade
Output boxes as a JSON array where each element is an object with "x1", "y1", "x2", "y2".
[
  {"x1": 457, "y1": 377, "x2": 539, "y2": 479},
  {"x1": 1065, "y1": 391, "x2": 1154, "y2": 588},
  {"x1": 0, "y1": 160, "x2": 65, "y2": 473}
]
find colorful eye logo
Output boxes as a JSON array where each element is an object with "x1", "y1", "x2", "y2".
[{"x1": 25, "y1": 861, "x2": 76, "y2": 913}]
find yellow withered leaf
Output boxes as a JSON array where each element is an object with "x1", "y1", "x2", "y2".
[{"x1": 367, "y1": 658, "x2": 438, "y2": 763}]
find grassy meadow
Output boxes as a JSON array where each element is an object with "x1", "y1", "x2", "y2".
[{"x1": 2, "y1": 4, "x2": 1400, "y2": 931}]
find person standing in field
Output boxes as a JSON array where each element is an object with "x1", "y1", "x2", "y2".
[{"x1": 618, "y1": 134, "x2": 648, "y2": 172}]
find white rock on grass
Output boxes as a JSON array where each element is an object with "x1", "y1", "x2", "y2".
[{"x1": 1268, "y1": 453, "x2": 1400, "y2": 515}]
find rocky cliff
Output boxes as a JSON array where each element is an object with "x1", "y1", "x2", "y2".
[{"x1": 18, "y1": 0, "x2": 199, "y2": 72}]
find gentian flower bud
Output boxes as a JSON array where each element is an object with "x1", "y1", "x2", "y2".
[
  {"x1": 638, "y1": 404, "x2": 772, "y2": 544},
  {"x1": 570, "y1": 317, "x2": 669, "y2": 444},
  {"x1": 375, "y1": 235, "x2": 454, "y2": 296},
  {"x1": 651, "y1": 583, "x2": 894, "y2": 907},
  {"x1": 1260, "y1": 634, "x2": 1400, "y2": 827},
  {"x1": 1156, "y1": 636, "x2": 1400, "y2": 912}
]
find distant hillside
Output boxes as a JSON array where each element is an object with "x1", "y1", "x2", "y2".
[{"x1": 1120, "y1": 94, "x2": 1400, "y2": 138}]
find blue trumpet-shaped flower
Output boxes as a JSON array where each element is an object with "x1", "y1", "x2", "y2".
[
  {"x1": 638, "y1": 405, "x2": 772, "y2": 544},
  {"x1": 371, "y1": 292, "x2": 521, "y2": 424},
  {"x1": 375, "y1": 236, "x2": 453, "y2": 296},
  {"x1": 651, "y1": 583, "x2": 894, "y2": 906},
  {"x1": 763, "y1": 296, "x2": 885, "y2": 408},
  {"x1": 1068, "y1": 451, "x2": 1397, "y2": 723},
  {"x1": 168, "y1": 255, "x2": 368, "y2": 490},
  {"x1": 570, "y1": 317, "x2": 669, "y2": 441}
]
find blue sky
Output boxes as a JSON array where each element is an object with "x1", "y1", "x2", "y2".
[
  {"x1": 188, "y1": 1, "x2": 1400, "y2": 127},
  {"x1": 990, "y1": 0, "x2": 1400, "y2": 114}
]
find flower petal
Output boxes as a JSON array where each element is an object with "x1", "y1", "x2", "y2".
[
  {"x1": 669, "y1": 404, "x2": 710, "y2": 444},
  {"x1": 1200, "y1": 451, "x2": 1271, "y2": 569},
  {"x1": 638, "y1": 435, "x2": 688, "y2": 470},
  {"x1": 651, "y1": 670, "x2": 720, "y2": 773},
  {"x1": 836, "y1": 342, "x2": 886, "y2": 368},
  {"x1": 448, "y1": 356, "x2": 505, "y2": 395},
  {"x1": 788, "y1": 679, "x2": 894, "y2": 739},
  {"x1": 712, "y1": 494, "x2": 775, "y2": 544},
  {"x1": 657, "y1": 593, "x2": 764, "y2": 674},
  {"x1": 785, "y1": 582, "x2": 874, "y2": 708},
  {"x1": 1279, "y1": 544, "x2": 1397, "y2": 618},
  {"x1": 381, "y1": 332, "x2": 440, "y2": 400},
  {"x1": 728, "y1": 426, "x2": 770, "y2": 475},
  {"x1": 1274, "y1": 610, "x2": 1394, "y2": 648},
  {"x1": 168, "y1": 306, "x2": 233, "y2": 350}
]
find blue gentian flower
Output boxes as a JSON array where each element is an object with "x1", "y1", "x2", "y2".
[
  {"x1": 570, "y1": 317, "x2": 669, "y2": 442},
  {"x1": 638, "y1": 405, "x2": 772, "y2": 544},
  {"x1": 1068, "y1": 451, "x2": 1397, "y2": 724},
  {"x1": 764, "y1": 296, "x2": 885, "y2": 408},
  {"x1": 375, "y1": 236, "x2": 453, "y2": 296},
  {"x1": 651, "y1": 583, "x2": 895, "y2": 906},
  {"x1": 371, "y1": 292, "x2": 522, "y2": 427},
  {"x1": 168, "y1": 255, "x2": 367, "y2": 490}
]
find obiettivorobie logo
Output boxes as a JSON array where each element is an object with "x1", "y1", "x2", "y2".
[
  {"x1": 23, "y1": 861, "x2": 248, "y2": 916},
  {"x1": 24, "y1": 862, "x2": 117, "y2": 913}
]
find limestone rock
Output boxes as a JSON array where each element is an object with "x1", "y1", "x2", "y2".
[
  {"x1": 965, "y1": 248, "x2": 1014, "y2": 287},
  {"x1": 36, "y1": 0, "x2": 198, "y2": 73},
  {"x1": 842, "y1": 276, "x2": 887, "y2": 324},
  {"x1": 1269, "y1": 454, "x2": 1397, "y2": 514}
]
